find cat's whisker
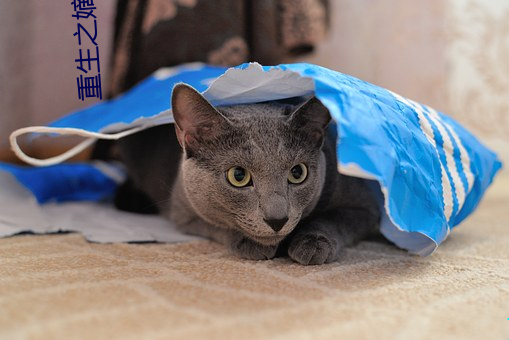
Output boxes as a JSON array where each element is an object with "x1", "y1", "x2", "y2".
[{"x1": 157, "y1": 179, "x2": 174, "y2": 195}]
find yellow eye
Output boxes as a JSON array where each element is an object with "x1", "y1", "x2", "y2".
[
  {"x1": 226, "y1": 167, "x2": 252, "y2": 187},
  {"x1": 288, "y1": 163, "x2": 308, "y2": 184}
]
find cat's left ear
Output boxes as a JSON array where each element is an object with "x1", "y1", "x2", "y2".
[
  {"x1": 171, "y1": 83, "x2": 230, "y2": 156},
  {"x1": 289, "y1": 97, "x2": 331, "y2": 146}
]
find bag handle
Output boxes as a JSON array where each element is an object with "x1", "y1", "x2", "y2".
[{"x1": 9, "y1": 125, "x2": 148, "y2": 166}]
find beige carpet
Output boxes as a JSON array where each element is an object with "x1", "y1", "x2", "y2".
[{"x1": 1, "y1": 172, "x2": 508, "y2": 340}]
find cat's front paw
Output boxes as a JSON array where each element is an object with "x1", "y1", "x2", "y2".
[
  {"x1": 230, "y1": 236, "x2": 278, "y2": 261},
  {"x1": 288, "y1": 232, "x2": 340, "y2": 265}
]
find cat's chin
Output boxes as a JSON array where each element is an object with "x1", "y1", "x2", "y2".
[{"x1": 246, "y1": 234, "x2": 287, "y2": 246}]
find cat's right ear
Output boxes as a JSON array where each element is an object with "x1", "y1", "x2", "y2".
[
  {"x1": 171, "y1": 84, "x2": 229, "y2": 156},
  {"x1": 288, "y1": 97, "x2": 331, "y2": 147}
]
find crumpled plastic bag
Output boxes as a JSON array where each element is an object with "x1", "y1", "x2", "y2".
[{"x1": 7, "y1": 62, "x2": 502, "y2": 255}]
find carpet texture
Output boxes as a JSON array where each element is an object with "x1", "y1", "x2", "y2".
[{"x1": 1, "y1": 172, "x2": 508, "y2": 340}]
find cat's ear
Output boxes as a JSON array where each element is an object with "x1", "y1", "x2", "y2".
[
  {"x1": 289, "y1": 97, "x2": 331, "y2": 146},
  {"x1": 171, "y1": 84, "x2": 229, "y2": 155}
]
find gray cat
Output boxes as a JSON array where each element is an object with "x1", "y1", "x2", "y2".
[{"x1": 116, "y1": 84, "x2": 380, "y2": 265}]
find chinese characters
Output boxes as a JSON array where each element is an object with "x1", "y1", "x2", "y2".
[{"x1": 72, "y1": 0, "x2": 102, "y2": 101}]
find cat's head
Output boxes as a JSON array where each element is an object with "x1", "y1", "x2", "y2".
[{"x1": 171, "y1": 84, "x2": 331, "y2": 245}]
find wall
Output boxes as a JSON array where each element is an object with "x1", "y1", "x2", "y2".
[
  {"x1": 0, "y1": 1, "x2": 34, "y2": 146},
  {"x1": 447, "y1": 0, "x2": 509, "y2": 162},
  {"x1": 0, "y1": 0, "x2": 115, "y2": 150}
]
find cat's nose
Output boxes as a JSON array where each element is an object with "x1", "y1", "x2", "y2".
[{"x1": 264, "y1": 217, "x2": 288, "y2": 232}]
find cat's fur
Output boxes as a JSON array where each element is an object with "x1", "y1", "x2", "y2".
[{"x1": 116, "y1": 84, "x2": 380, "y2": 265}]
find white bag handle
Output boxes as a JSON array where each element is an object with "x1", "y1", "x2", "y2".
[{"x1": 9, "y1": 125, "x2": 148, "y2": 167}]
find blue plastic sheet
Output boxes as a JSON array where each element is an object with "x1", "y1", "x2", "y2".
[{"x1": 0, "y1": 162, "x2": 118, "y2": 204}]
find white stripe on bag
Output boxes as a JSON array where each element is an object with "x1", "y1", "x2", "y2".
[
  {"x1": 389, "y1": 91, "x2": 454, "y2": 222},
  {"x1": 409, "y1": 100, "x2": 466, "y2": 216},
  {"x1": 426, "y1": 106, "x2": 474, "y2": 194}
]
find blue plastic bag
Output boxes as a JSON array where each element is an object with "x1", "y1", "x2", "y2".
[
  {"x1": 9, "y1": 62, "x2": 502, "y2": 255},
  {"x1": 0, "y1": 162, "x2": 121, "y2": 204}
]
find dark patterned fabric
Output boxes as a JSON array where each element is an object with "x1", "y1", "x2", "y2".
[
  {"x1": 91, "y1": 0, "x2": 328, "y2": 160},
  {"x1": 108, "y1": 0, "x2": 329, "y2": 96}
]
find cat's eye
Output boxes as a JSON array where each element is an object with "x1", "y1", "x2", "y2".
[
  {"x1": 226, "y1": 167, "x2": 252, "y2": 187},
  {"x1": 288, "y1": 163, "x2": 308, "y2": 184}
]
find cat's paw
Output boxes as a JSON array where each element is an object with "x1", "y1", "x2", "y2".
[
  {"x1": 288, "y1": 232, "x2": 340, "y2": 265},
  {"x1": 230, "y1": 236, "x2": 278, "y2": 261}
]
